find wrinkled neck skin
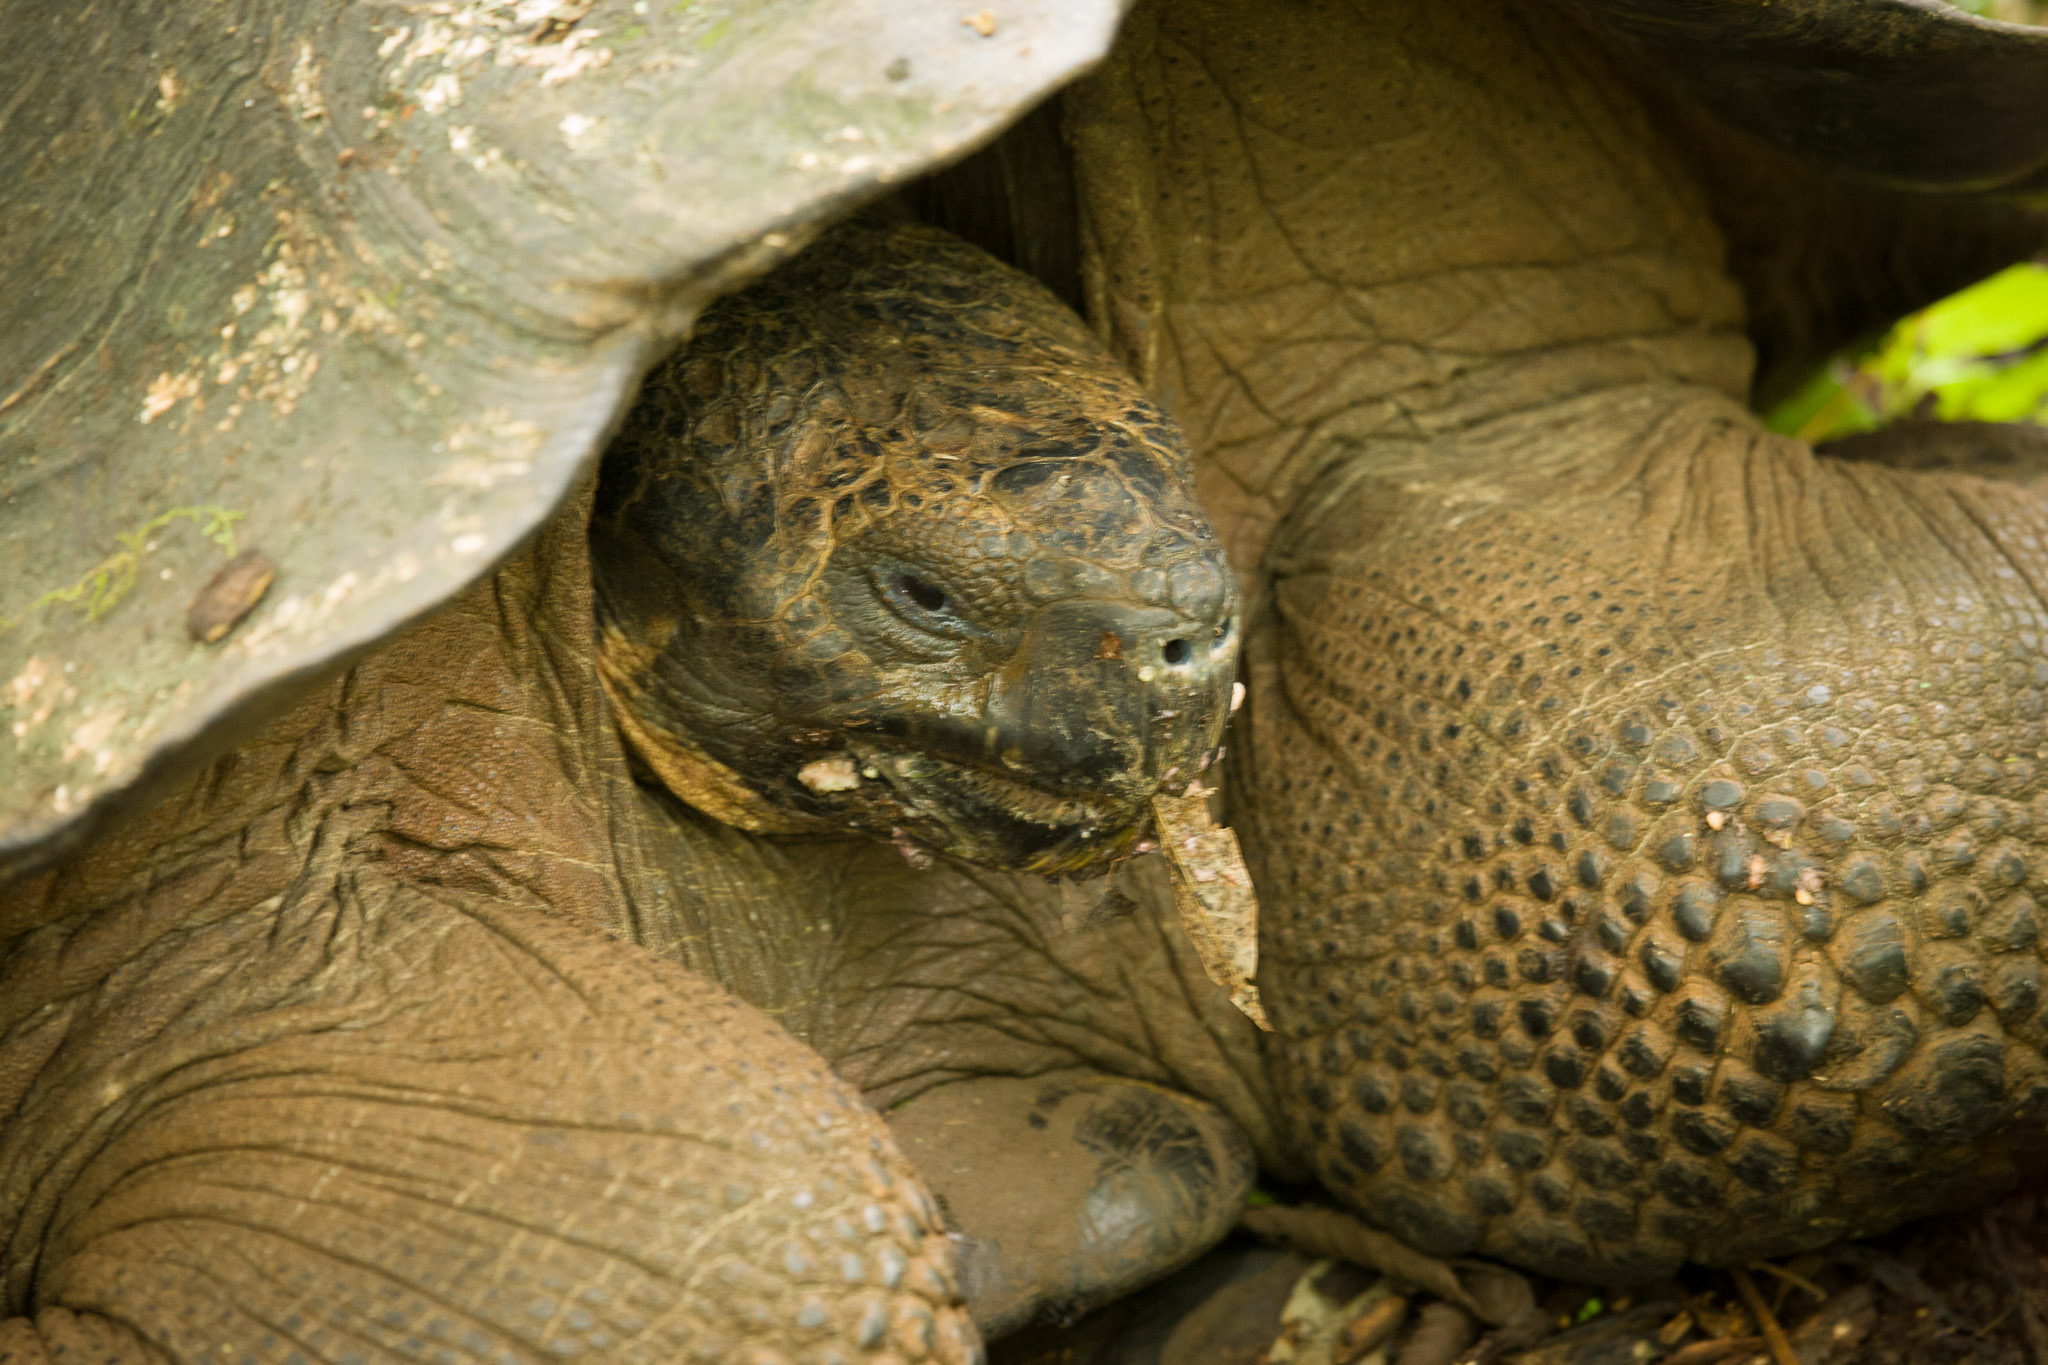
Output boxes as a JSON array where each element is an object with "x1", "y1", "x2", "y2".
[
  {"x1": 0, "y1": 482, "x2": 999, "y2": 1352},
  {"x1": 0, "y1": 475, "x2": 1290, "y2": 1233},
  {"x1": 1065, "y1": 0, "x2": 1751, "y2": 583}
]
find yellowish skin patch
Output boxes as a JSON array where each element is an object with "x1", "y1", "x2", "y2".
[{"x1": 595, "y1": 621, "x2": 822, "y2": 836}]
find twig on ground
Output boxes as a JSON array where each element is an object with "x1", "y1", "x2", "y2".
[
  {"x1": 1745, "y1": 1260, "x2": 1828, "y2": 1306},
  {"x1": 1663, "y1": 1337, "x2": 1767, "y2": 1365},
  {"x1": 1730, "y1": 1266, "x2": 1801, "y2": 1365}
]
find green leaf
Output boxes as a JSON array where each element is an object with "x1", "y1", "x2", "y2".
[
  {"x1": 1916, "y1": 264, "x2": 2048, "y2": 360},
  {"x1": 1767, "y1": 262, "x2": 2048, "y2": 441},
  {"x1": 1934, "y1": 345, "x2": 2048, "y2": 423},
  {"x1": 1769, "y1": 360, "x2": 1880, "y2": 443}
]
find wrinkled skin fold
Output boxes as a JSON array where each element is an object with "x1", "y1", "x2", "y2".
[
  {"x1": 0, "y1": 213, "x2": 1251, "y2": 1362},
  {"x1": 0, "y1": 208, "x2": 1253, "y2": 1358}
]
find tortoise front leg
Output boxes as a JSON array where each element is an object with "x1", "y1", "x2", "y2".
[
  {"x1": 888, "y1": 1071, "x2": 1253, "y2": 1336},
  {"x1": 620, "y1": 791, "x2": 1282, "y2": 1344},
  {"x1": 0, "y1": 871, "x2": 973, "y2": 1365},
  {"x1": 1248, "y1": 393, "x2": 2048, "y2": 1280}
]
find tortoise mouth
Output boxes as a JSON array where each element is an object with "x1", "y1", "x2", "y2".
[{"x1": 843, "y1": 736, "x2": 1147, "y2": 872}]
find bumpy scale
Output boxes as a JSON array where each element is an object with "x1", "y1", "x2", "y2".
[{"x1": 1260, "y1": 403, "x2": 2048, "y2": 1278}]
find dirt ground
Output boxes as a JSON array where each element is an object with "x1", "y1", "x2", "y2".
[{"x1": 991, "y1": 1183, "x2": 2048, "y2": 1365}]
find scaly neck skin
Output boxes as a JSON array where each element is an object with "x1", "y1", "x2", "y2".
[{"x1": 1066, "y1": 0, "x2": 1753, "y2": 579}]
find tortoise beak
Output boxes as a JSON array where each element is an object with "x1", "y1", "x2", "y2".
[
  {"x1": 859, "y1": 588, "x2": 1240, "y2": 874},
  {"x1": 983, "y1": 595, "x2": 1237, "y2": 799}
]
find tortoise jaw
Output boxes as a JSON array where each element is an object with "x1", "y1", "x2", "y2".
[
  {"x1": 821, "y1": 594, "x2": 1238, "y2": 872},
  {"x1": 597, "y1": 605, "x2": 1191, "y2": 872},
  {"x1": 840, "y1": 737, "x2": 1149, "y2": 874}
]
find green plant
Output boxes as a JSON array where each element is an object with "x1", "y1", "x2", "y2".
[{"x1": 1766, "y1": 261, "x2": 2048, "y2": 442}]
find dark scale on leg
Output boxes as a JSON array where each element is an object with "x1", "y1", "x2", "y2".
[
  {"x1": 1669, "y1": 881, "x2": 1720, "y2": 941},
  {"x1": 1715, "y1": 1062, "x2": 1785, "y2": 1126},
  {"x1": 1836, "y1": 908, "x2": 1911, "y2": 1002},
  {"x1": 1710, "y1": 903, "x2": 1790, "y2": 1004},
  {"x1": 1988, "y1": 956, "x2": 2043, "y2": 1022}
]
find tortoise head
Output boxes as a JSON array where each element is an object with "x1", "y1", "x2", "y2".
[{"x1": 591, "y1": 220, "x2": 1237, "y2": 874}]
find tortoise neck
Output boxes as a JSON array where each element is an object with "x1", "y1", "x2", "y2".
[{"x1": 1067, "y1": 0, "x2": 1752, "y2": 577}]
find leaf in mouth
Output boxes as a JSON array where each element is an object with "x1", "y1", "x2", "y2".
[{"x1": 1152, "y1": 787, "x2": 1271, "y2": 1031}]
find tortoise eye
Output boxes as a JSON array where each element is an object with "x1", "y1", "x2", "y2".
[{"x1": 900, "y1": 574, "x2": 948, "y2": 613}]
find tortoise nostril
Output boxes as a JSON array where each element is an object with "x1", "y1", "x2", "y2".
[
  {"x1": 1162, "y1": 638, "x2": 1191, "y2": 665},
  {"x1": 901, "y1": 574, "x2": 947, "y2": 613}
]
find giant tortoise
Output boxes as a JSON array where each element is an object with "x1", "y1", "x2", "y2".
[{"x1": 9, "y1": 0, "x2": 2048, "y2": 1361}]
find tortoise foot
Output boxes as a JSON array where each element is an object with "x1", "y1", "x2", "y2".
[{"x1": 889, "y1": 1072, "x2": 1255, "y2": 1337}]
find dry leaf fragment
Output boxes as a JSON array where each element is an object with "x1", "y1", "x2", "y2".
[
  {"x1": 962, "y1": 10, "x2": 997, "y2": 36},
  {"x1": 891, "y1": 827, "x2": 936, "y2": 870},
  {"x1": 1152, "y1": 787, "x2": 1270, "y2": 1029},
  {"x1": 1335, "y1": 1294, "x2": 1409, "y2": 1362}
]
